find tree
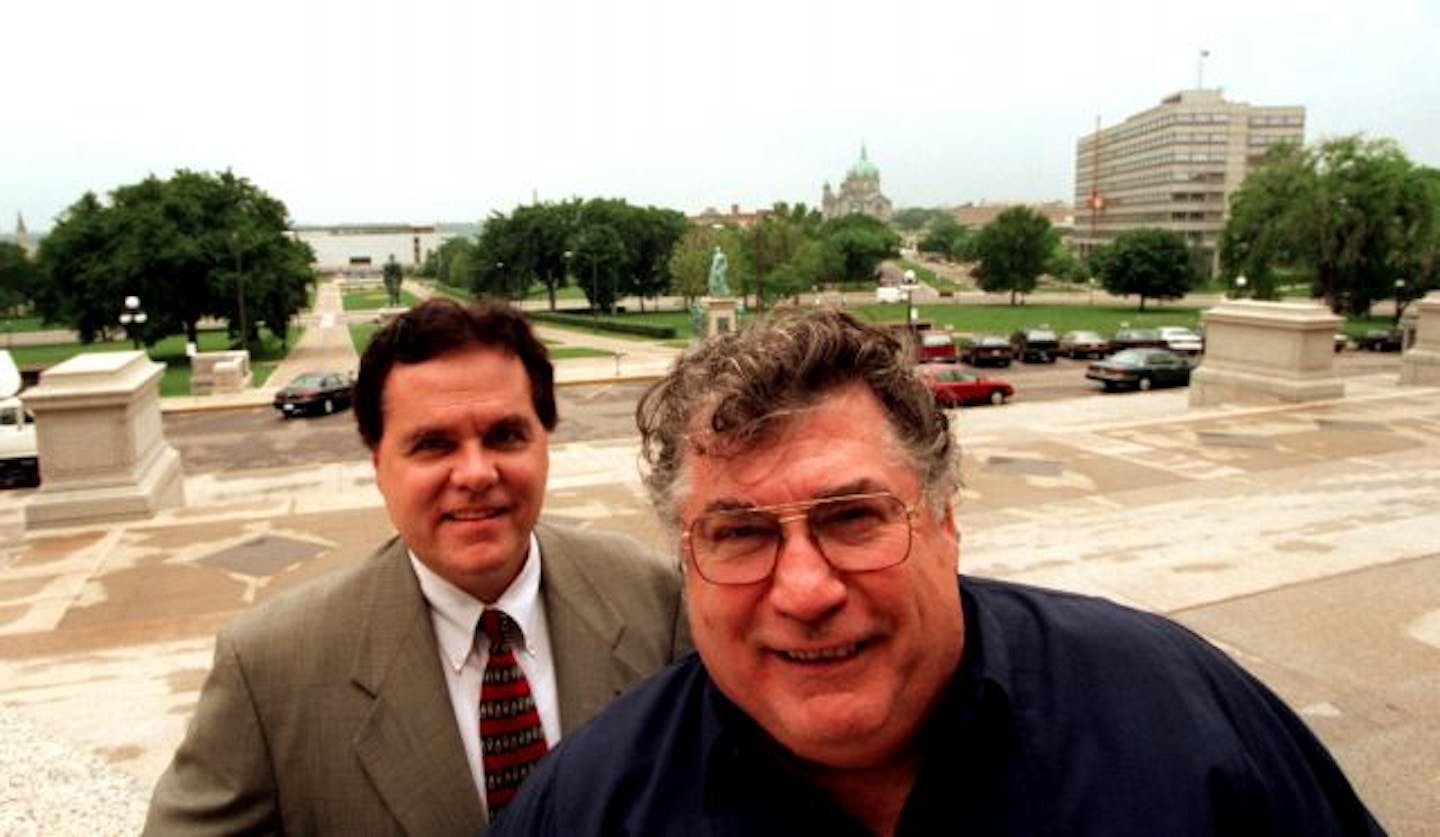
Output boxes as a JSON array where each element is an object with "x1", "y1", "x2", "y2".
[
  {"x1": 1045, "y1": 240, "x2": 1088, "y2": 282},
  {"x1": 0, "y1": 242, "x2": 37, "y2": 313},
  {"x1": 34, "y1": 170, "x2": 313, "y2": 346},
  {"x1": 570, "y1": 222, "x2": 627, "y2": 314},
  {"x1": 971, "y1": 207, "x2": 1054, "y2": 304},
  {"x1": 916, "y1": 215, "x2": 971, "y2": 261},
  {"x1": 1221, "y1": 136, "x2": 1439, "y2": 315},
  {"x1": 1099, "y1": 229, "x2": 1196, "y2": 311},
  {"x1": 890, "y1": 207, "x2": 947, "y2": 234},
  {"x1": 742, "y1": 203, "x2": 822, "y2": 309},
  {"x1": 819, "y1": 214, "x2": 900, "y2": 284}
]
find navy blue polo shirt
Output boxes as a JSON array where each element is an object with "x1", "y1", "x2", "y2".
[{"x1": 491, "y1": 576, "x2": 1383, "y2": 836}]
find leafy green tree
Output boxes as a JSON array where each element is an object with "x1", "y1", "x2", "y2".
[
  {"x1": 0, "y1": 242, "x2": 37, "y2": 313},
  {"x1": 1100, "y1": 229, "x2": 1196, "y2": 311},
  {"x1": 34, "y1": 170, "x2": 313, "y2": 346},
  {"x1": 421, "y1": 237, "x2": 478, "y2": 289},
  {"x1": 890, "y1": 207, "x2": 947, "y2": 234},
  {"x1": 667, "y1": 226, "x2": 721, "y2": 303},
  {"x1": 819, "y1": 214, "x2": 900, "y2": 283},
  {"x1": 1222, "y1": 136, "x2": 1439, "y2": 315},
  {"x1": 1045, "y1": 240, "x2": 1088, "y2": 282},
  {"x1": 570, "y1": 222, "x2": 627, "y2": 313},
  {"x1": 917, "y1": 215, "x2": 971, "y2": 260},
  {"x1": 971, "y1": 207, "x2": 1054, "y2": 304},
  {"x1": 742, "y1": 203, "x2": 822, "y2": 309}
]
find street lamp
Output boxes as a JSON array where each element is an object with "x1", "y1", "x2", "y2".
[
  {"x1": 1234, "y1": 274, "x2": 1248, "y2": 299},
  {"x1": 903, "y1": 269, "x2": 917, "y2": 325},
  {"x1": 1088, "y1": 276, "x2": 1097, "y2": 306},
  {"x1": 118, "y1": 295, "x2": 148, "y2": 350},
  {"x1": 1395, "y1": 279, "x2": 1407, "y2": 324}
]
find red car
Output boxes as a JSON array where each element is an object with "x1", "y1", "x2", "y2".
[{"x1": 917, "y1": 364, "x2": 1014, "y2": 407}]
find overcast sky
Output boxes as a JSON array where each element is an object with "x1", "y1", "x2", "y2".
[{"x1": 4, "y1": 0, "x2": 1436, "y2": 231}]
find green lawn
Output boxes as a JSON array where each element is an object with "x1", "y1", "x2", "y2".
[
  {"x1": 860, "y1": 302, "x2": 1205, "y2": 335},
  {"x1": 342, "y1": 289, "x2": 421, "y2": 311},
  {"x1": 613, "y1": 302, "x2": 1204, "y2": 338},
  {"x1": 9, "y1": 329, "x2": 293, "y2": 396},
  {"x1": 1, "y1": 315, "x2": 46, "y2": 333}
]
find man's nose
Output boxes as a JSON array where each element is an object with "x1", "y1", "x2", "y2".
[
  {"x1": 767, "y1": 525, "x2": 847, "y2": 621},
  {"x1": 451, "y1": 442, "x2": 499, "y2": 489}
]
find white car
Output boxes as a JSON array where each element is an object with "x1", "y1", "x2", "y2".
[
  {"x1": 1156, "y1": 326, "x2": 1204, "y2": 356},
  {"x1": 875, "y1": 285, "x2": 906, "y2": 303}
]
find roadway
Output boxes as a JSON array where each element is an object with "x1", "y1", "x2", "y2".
[{"x1": 160, "y1": 352, "x2": 1403, "y2": 476}]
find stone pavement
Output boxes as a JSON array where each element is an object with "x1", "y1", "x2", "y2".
[{"x1": 2, "y1": 366, "x2": 1438, "y2": 833}]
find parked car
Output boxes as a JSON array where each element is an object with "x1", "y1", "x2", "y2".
[
  {"x1": 1010, "y1": 327, "x2": 1060, "y2": 363},
  {"x1": 959, "y1": 334, "x2": 1015, "y2": 367},
  {"x1": 1109, "y1": 327, "x2": 1167, "y2": 352},
  {"x1": 1058, "y1": 330, "x2": 1110, "y2": 359},
  {"x1": 917, "y1": 330, "x2": 958, "y2": 363},
  {"x1": 1334, "y1": 333, "x2": 1350, "y2": 352},
  {"x1": 1085, "y1": 348, "x2": 1194, "y2": 392},
  {"x1": 273, "y1": 370, "x2": 355, "y2": 418},
  {"x1": 916, "y1": 364, "x2": 1014, "y2": 407},
  {"x1": 1156, "y1": 326, "x2": 1204, "y2": 356},
  {"x1": 1355, "y1": 328, "x2": 1403, "y2": 352}
]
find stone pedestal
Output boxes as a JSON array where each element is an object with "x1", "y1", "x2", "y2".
[
  {"x1": 704, "y1": 297, "x2": 739, "y2": 337},
  {"x1": 23, "y1": 351, "x2": 183, "y2": 528},
  {"x1": 189, "y1": 350, "x2": 251, "y2": 395},
  {"x1": 1189, "y1": 300, "x2": 1345, "y2": 407},
  {"x1": 1400, "y1": 291, "x2": 1440, "y2": 386}
]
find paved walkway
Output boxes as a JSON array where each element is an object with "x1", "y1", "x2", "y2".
[{"x1": 1, "y1": 304, "x2": 1436, "y2": 832}]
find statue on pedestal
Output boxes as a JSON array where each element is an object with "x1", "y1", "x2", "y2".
[{"x1": 707, "y1": 246, "x2": 730, "y2": 297}]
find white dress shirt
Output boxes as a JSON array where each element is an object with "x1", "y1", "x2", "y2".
[{"x1": 409, "y1": 535, "x2": 559, "y2": 809}]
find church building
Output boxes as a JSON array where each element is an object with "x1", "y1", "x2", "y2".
[{"x1": 821, "y1": 145, "x2": 893, "y2": 221}]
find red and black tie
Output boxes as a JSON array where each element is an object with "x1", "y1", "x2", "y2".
[{"x1": 478, "y1": 609, "x2": 548, "y2": 814}]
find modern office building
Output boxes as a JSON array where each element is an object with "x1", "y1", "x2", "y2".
[{"x1": 1072, "y1": 89, "x2": 1305, "y2": 275}]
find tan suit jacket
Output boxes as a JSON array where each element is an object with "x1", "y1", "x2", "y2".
[{"x1": 144, "y1": 521, "x2": 689, "y2": 836}]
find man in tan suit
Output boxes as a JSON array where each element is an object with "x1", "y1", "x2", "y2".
[{"x1": 145, "y1": 298, "x2": 689, "y2": 835}]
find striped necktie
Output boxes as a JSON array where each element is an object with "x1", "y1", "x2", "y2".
[{"x1": 478, "y1": 609, "x2": 548, "y2": 814}]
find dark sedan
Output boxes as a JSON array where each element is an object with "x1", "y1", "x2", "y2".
[
  {"x1": 273, "y1": 371, "x2": 355, "y2": 418},
  {"x1": 1086, "y1": 348, "x2": 1194, "y2": 392},
  {"x1": 917, "y1": 364, "x2": 1014, "y2": 407},
  {"x1": 959, "y1": 335, "x2": 1015, "y2": 367},
  {"x1": 1355, "y1": 328, "x2": 1403, "y2": 352},
  {"x1": 1109, "y1": 327, "x2": 1167, "y2": 352}
]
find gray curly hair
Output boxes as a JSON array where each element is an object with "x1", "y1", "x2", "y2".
[{"x1": 636, "y1": 308, "x2": 959, "y2": 532}]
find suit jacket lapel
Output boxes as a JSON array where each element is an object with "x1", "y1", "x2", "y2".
[
  {"x1": 538, "y1": 524, "x2": 655, "y2": 735},
  {"x1": 351, "y1": 538, "x2": 486, "y2": 833}
]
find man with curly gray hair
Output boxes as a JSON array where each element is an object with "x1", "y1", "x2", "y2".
[{"x1": 492, "y1": 308, "x2": 1381, "y2": 836}]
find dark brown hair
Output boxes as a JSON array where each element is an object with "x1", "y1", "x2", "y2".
[{"x1": 354, "y1": 297, "x2": 556, "y2": 449}]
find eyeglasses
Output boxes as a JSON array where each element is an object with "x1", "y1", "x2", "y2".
[{"x1": 683, "y1": 491, "x2": 918, "y2": 585}]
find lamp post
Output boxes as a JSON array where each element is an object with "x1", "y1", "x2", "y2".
[
  {"x1": 1395, "y1": 278, "x2": 1407, "y2": 324},
  {"x1": 118, "y1": 295, "x2": 148, "y2": 350},
  {"x1": 1234, "y1": 274, "x2": 1248, "y2": 299},
  {"x1": 1088, "y1": 276, "x2": 1097, "y2": 306},
  {"x1": 903, "y1": 269, "x2": 917, "y2": 325}
]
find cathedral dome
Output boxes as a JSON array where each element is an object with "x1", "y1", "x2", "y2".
[{"x1": 847, "y1": 145, "x2": 879, "y2": 180}]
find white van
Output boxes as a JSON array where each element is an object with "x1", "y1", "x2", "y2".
[{"x1": 0, "y1": 349, "x2": 39, "y2": 488}]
